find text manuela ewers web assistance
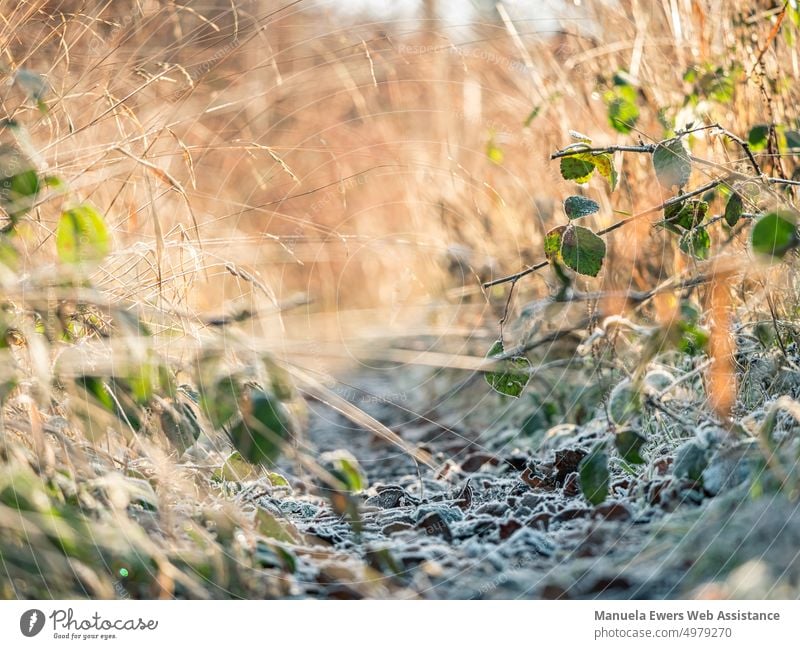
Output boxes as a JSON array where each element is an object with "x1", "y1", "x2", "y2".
[{"x1": 595, "y1": 610, "x2": 780, "y2": 621}]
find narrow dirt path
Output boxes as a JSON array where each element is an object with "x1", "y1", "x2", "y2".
[{"x1": 260, "y1": 368, "x2": 766, "y2": 599}]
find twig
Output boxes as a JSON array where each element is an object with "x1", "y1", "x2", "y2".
[
  {"x1": 550, "y1": 144, "x2": 654, "y2": 160},
  {"x1": 482, "y1": 261, "x2": 548, "y2": 289},
  {"x1": 498, "y1": 318, "x2": 591, "y2": 359},
  {"x1": 708, "y1": 124, "x2": 763, "y2": 176},
  {"x1": 498, "y1": 279, "x2": 517, "y2": 344},
  {"x1": 683, "y1": 212, "x2": 757, "y2": 233},
  {"x1": 596, "y1": 179, "x2": 725, "y2": 237},
  {"x1": 769, "y1": 177, "x2": 800, "y2": 187},
  {"x1": 670, "y1": 123, "x2": 764, "y2": 176},
  {"x1": 644, "y1": 395, "x2": 703, "y2": 431}
]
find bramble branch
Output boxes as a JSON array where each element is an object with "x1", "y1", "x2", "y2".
[{"x1": 484, "y1": 126, "x2": 799, "y2": 290}]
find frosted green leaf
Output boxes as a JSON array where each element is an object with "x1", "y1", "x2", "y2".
[
  {"x1": 569, "y1": 130, "x2": 592, "y2": 143},
  {"x1": 579, "y1": 443, "x2": 609, "y2": 506},
  {"x1": 564, "y1": 195, "x2": 600, "y2": 220},
  {"x1": 673, "y1": 440, "x2": 709, "y2": 482},
  {"x1": 543, "y1": 225, "x2": 566, "y2": 261},
  {"x1": 615, "y1": 429, "x2": 647, "y2": 465},
  {"x1": 679, "y1": 226, "x2": 711, "y2": 260},
  {"x1": 560, "y1": 156, "x2": 595, "y2": 183},
  {"x1": 484, "y1": 340, "x2": 531, "y2": 398},
  {"x1": 608, "y1": 379, "x2": 641, "y2": 425},
  {"x1": 724, "y1": 191, "x2": 744, "y2": 227},
  {"x1": 560, "y1": 225, "x2": 606, "y2": 277},
  {"x1": 653, "y1": 138, "x2": 691, "y2": 189}
]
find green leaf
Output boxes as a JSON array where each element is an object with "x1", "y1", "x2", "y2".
[
  {"x1": 585, "y1": 153, "x2": 618, "y2": 191},
  {"x1": 563, "y1": 195, "x2": 600, "y2": 220},
  {"x1": 579, "y1": 443, "x2": 609, "y2": 506},
  {"x1": 748, "y1": 124, "x2": 770, "y2": 151},
  {"x1": 664, "y1": 199, "x2": 708, "y2": 230},
  {"x1": 559, "y1": 148, "x2": 618, "y2": 191},
  {"x1": 608, "y1": 96, "x2": 639, "y2": 134},
  {"x1": 74, "y1": 376, "x2": 144, "y2": 431},
  {"x1": 543, "y1": 225, "x2": 566, "y2": 262},
  {"x1": 679, "y1": 226, "x2": 711, "y2": 259},
  {"x1": 700, "y1": 67, "x2": 735, "y2": 103},
  {"x1": 255, "y1": 540, "x2": 297, "y2": 573},
  {"x1": 608, "y1": 379, "x2": 641, "y2": 425},
  {"x1": 560, "y1": 225, "x2": 606, "y2": 277},
  {"x1": 673, "y1": 440, "x2": 709, "y2": 482},
  {"x1": 214, "y1": 451, "x2": 258, "y2": 482},
  {"x1": 267, "y1": 472, "x2": 290, "y2": 487},
  {"x1": 783, "y1": 129, "x2": 800, "y2": 153},
  {"x1": 0, "y1": 236, "x2": 19, "y2": 269},
  {"x1": 0, "y1": 144, "x2": 39, "y2": 221},
  {"x1": 255, "y1": 510, "x2": 298, "y2": 543},
  {"x1": 484, "y1": 340, "x2": 531, "y2": 398},
  {"x1": 677, "y1": 321, "x2": 709, "y2": 355},
  {"x1": 560, "y1": 156, "x2": 595, "y2": 183},
  {"x1": 43, "y1": 175, "x2": 68, "y2": 192},
  {"x1": 201, "y1": 376, "x2": 241, "y2": 429},
  {"x1": 653, "y1": 138, "x2": 691, "y2": 188},
  {"x1": 615, "y1": 428, "x2": 647, "y2": 465},
  {"x1": 127, "y1": 362, "x2": 162, "y2": 405},
  {"x1": 605, "y1": 83, "x2": 639, "y2": 134},
  {"x1": 323, "y1": 451, "x2": 367, "y2": 492},
  {"x1": 228, "y1": 387, "x2": 294, "y2": 465},
  {"x1": 751, "y1": 211, "x2": 798, "y2": 259},
  {"x1": 724, "y1": 191, "x2": 744, "y2": 227},
  {"x1": 55, "y1": 203, "x2": 111, "y2": 264},
  {"x1": 77, "y1": 376, "x2": 115, "y2": 412}
]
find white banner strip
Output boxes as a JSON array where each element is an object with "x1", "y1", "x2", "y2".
[{"x1": 0, "y1": 600, "x2": 798, "y2": 647}]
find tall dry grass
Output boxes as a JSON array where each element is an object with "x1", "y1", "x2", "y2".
[{"x1": 4, "y1": 2, "x2": 798, "y2": 362}]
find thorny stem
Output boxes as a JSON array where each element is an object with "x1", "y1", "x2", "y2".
[{"x1": 749, "y1": 1, "x2": 790, "y2": 77}]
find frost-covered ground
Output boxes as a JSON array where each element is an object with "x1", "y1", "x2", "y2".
[{"x1": 263, "y1": 358, "x2": 800, "y2": 599}]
